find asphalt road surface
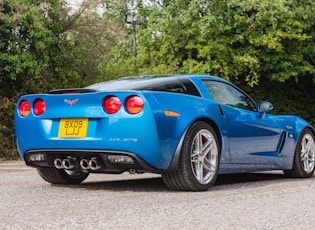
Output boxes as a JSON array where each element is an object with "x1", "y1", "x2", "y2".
[{"x1": 1, "y1": 161, "x2": 315, "y2": 230}]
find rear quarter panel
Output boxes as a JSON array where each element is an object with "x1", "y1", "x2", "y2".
[{"x1": 142, "y1": 91, "x2": 229, "y2": 167}]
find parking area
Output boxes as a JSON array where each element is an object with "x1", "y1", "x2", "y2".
[{"x1": 1, "y1": 161, "x2": 315, "y2": 229}]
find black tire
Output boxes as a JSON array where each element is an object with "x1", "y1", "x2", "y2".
[
  {"x1": 162, "y1": 121, "x2": 220, "y2": 191},
  {"x1": 37, "y1": 168, "x2": 89, "y2": 184},
  {"x1": 284, "y1": 129, "x2": 315, "y2": 178}
]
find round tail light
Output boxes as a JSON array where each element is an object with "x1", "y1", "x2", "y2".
[
  {"x1": 103, "y1": 96, "x2": 121, "y2": 114},
  {"x1": 125, "y1": 96, "x2": 144, "y2": 114},
  {"x1": 34, "y1": 99, "x2": 46, "y2": 116},
  {"x1": 19, "y1": 100, "x2": 31, "y2": 117}
]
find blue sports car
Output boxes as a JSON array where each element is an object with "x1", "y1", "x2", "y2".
[{"x1": 14, "y1": 74, "x2": 315, "y2": 191}]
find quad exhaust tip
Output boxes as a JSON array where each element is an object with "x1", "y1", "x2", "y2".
[
  {"x1": 80, "y1": 158, "x2": 90, "y2": 170},
  {"x1": 89, "y1": 157, "x2": 101, "y2": 171},
  {"x1": 54, "y1": 158, "x2": 63, "y2": 169},
  {"x1": 62, "y1": 158, "x2": 76, "y2": 170},
  {"x1": 54, "y1": 157, "x2": 103, "y2": 171},
  {"x1": 54, "y1": 157, "x2": 76, "y2": 170}
]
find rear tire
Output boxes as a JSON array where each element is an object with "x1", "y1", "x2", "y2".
[
  {"x1": 37, "y1": 168, "x2": 89, "y2": 184},
  {"x1": 162, "y1": 121, "x2": 220, "y2": 191},
  {"x1": 284, "y1": 129, "x2": 315, "y2": 178}
]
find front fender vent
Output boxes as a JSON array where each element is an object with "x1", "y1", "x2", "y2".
[{"x1": 278, "y1": 131, "x2": 287, "y2": 154}]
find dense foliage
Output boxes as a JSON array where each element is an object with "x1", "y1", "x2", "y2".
[
  {"x1": 0, "y1": 0, "x2": 314, "y2": 159},
  {"x1": 0, "y1": 0, "x2": 72, "y2": 158}
]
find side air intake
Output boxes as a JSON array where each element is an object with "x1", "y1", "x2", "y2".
[{"x1": 278, "y1": 132, "x2": 287, "y2": 154}]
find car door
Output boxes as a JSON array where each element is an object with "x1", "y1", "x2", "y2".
[{"x1": 203, "y1": 80, "x2": 283, "y2": 164}]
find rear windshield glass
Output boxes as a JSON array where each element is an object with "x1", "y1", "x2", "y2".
[{"x1": 88, "y1": 77, "x2": 201, "y2": 97}]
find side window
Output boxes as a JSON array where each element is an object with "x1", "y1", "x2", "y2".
[
  {"x1": 133, "y1": 78, "x2": 201, "y2": 97},
  {"x1": 203, "y1": 80, "x2": 257, "y2": 111}
]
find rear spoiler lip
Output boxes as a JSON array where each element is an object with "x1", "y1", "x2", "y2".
[{"x1": 48, "y1": 88, "x2": 98, "y2": 94}]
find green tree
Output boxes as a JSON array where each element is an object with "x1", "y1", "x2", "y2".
[
  {"x1": 0, "y1": 0, "x2": 74, "y2": 95},
  {"x1": 67, "y1": 11, "x2": 126, "y2": 84},
  {"x1": 0, "y1": 0, "x2": 74, "y2": 158},
  {"x1": 129, "y1": 0, "x2": 314, "y2": 86}
]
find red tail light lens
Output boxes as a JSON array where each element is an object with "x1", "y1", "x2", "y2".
[
  {"x1": 125, "y1": 96, "x2": 144, "y2": 114},
  {"x1": 103, "y1": 96, "x2": 121, "y2": 114},
  {"x1": 34, "y1": 99, "x2": 46, "y2": 116},
  {"x1": 19, "y1": 100, "x2": 31, "y2": 117}
]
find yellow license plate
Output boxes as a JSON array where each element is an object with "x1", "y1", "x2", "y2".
[{"x1": 58, "y1": 118, "x2": 88, "y2": 138}]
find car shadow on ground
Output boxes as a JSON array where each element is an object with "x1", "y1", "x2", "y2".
[
  {"x1": 52, "y1": 171, "x2": 295, "y2": 192},
  {"x1": 215, "y1": 171, "x2": 287, "y2": 186}
]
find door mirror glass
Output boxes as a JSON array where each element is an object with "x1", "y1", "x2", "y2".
[
  {"x1": 258, "y1": 101, "x2": 273, "y2": 118},
  {"x1": 258, "y1": 101, "x2": 273, "y2": 113}
]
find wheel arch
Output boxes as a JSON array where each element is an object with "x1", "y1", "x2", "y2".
[
  {"x1": 306, "y1": 126, "x2": 315, "y2": 136},
  {"x1": 166, "y1": 116, "x2": 222, "y2": 172},
  {"x1": 194, "y1": 117, "x2": 222, "y2": 150},
  {"x1": 295, "y1": 125, "x2": 315, "y2": 144},
  {"x1": 283, "y1": 126, "x2": 315, "y2": 177},
  {"x1": 285, "y1": 125, "x2": 315, "y2": 169}
]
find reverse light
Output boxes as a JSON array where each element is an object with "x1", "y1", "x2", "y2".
[
  {"x1": 108, "y1": 155, "x2": 134, "y2": 164},
  {"x1": 125, "y1": 96, "x2": 144, "y2": 114},
  {"x1": 103, "y1": 96, "x2": 121, "y2": 114},
  {"x1": 19, "y1": 100, "x2": 31, "y2": 117},
  {"x1": 29, "y1": 153, "x2": 45, "y2": 162},
  {"x1": 34, "y1": 99, "x2": 46, "y2": 116}
]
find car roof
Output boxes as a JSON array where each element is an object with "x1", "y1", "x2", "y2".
[{"x1": 86, "y1": 74, "x2": 228, "y2": 91}]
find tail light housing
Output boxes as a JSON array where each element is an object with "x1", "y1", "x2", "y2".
[
  {"x1": 125, "y1": 96, "x2": 144, "y2": 114},
  {"x1": 103, "y1": 96, "x2": 121, "y2": 114},
  {"x1": 19, "y1": 100, "x2": 31, "y2": 117},
  {"x1": 34, "y1": 99, "x2": 46, "y2": 116}
]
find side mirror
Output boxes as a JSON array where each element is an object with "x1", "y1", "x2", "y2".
[{"x1": 258, "y1": 101, "x2": 273, "y2": 119}]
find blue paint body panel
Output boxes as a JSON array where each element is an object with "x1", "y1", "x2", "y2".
[{"x1": 14, "y1": 74, "x2": 315, "y2": 174}]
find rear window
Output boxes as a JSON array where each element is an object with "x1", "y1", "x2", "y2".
[
  {"x1": 130, "y1": 78, "x2": 201, "y2": 97},
  {"x1": 88, "y1": 77, "x2": 201, "y2": 97}
]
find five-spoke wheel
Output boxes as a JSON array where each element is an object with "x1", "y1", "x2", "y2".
[
  {"x1": 162, "y1": 121, "x2": 219, "y2": 191},
  {"x1": 284, "y1": 129, "x2": 315, "y2": 178},
  {"x1": 190, "y1": 128, "x2": 218, "y2": 185},
  {"x1": 300, "y1": 132, "x2": 315, "y2": 174}
]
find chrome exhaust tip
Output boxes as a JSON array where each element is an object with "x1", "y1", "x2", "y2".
[
  {"x1": 62, "y1": 157, "x2": 76, "y2": 170},
  {"x1": 89, "y1": 157, "x2": 102, "y2": 171},
  {"x1": 54, "y1": 158, "x2": 64, "y2": 169},
  {"x1": 80, "y1": 158, "x2": 90, "y2": 170}
]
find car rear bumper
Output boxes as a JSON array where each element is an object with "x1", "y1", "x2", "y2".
[{"x1": 24, "y1": 149, "x2": 162, "y2": 174}]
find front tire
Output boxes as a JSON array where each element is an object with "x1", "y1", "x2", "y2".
[
  {"x1": 284, "y1": 129, "x2": 315, "y2": 178},
  {"x1": 37, "y1": 168, "x2": 89, "y2": 184},
  {"x1": 162, "y1": 121, "x2": 220, "y2": 191}
]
